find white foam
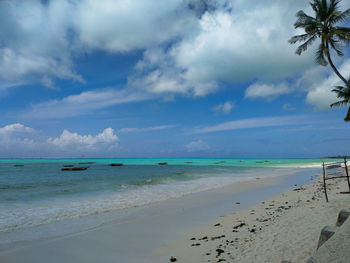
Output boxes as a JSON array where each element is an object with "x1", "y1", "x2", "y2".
[{"x1": 0, "y1": 168, "x2": 298, "y2": 234}]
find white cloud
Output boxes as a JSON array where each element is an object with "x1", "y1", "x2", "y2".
[
  {"x1": 0, "y1": 123, "x2": 34, "y2": 135},
  {"x1": 22, "y1": 88, "x2": 152, "y2": 119},
  {"x1": 191, "y1": 115, "x2": 314, "y2": 134},
  {"x1": 74, "y1": 0, "x2": 193, "y2": 52},
  {"x1": 130, "y1": 66, "x2": 219, "y2": 97},
  {"x1": 304, "y1": 59, "x2": 350, "y2": 111},
  {"x1": 0, "y1": 123, "x2": 42, "y2": 156},
  {"x1": 0, "y1": 1, "x2": 83, "y2": 87},
  {"x1": 186, "y1": 140, "x2": 210, "y2": 152},
  {"x1": 0, "y1": 123, "x2": 119, "y2": 157},
  {"x1": 245, "y1": 82, "x2": 293, "y2": 100},
  {"x1": 48, "y1": 128, "x2": 119, "y2": 151},
  {"x1": 131, "y1": 0, "x2": 316, "y2": 97},
  {"x1": 283, "y1": 103, "x2": 296, "y2": 111},
  {"x1": 2, "y1": 0, "x2": 347, "y2": 102},
  {"x1": 212, "y1": 101, "x2": 234, "y2": 114},
  {"x1": 119, "y1": 125, "x2": 175, "y2": 133}
]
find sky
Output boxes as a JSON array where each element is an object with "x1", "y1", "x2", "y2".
[{"x1": 0, "y1": 0, "x2": 350, "y2": 158}]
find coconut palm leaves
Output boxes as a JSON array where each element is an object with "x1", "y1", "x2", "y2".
[
  {"x1": 289, "y1": 0, "x2": 350, "y2": 84},
  {"x1": 330, "y1": 81, "x2": 350, "y2": 121}
]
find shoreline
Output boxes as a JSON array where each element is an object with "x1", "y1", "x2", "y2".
[
  {"x1": 160, "y1": 173, "x2": 350, "y2": 262},
  {"x1": 0, "y1": 168, "x2": 323, "y2": 263}
]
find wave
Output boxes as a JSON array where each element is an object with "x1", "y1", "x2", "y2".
[{"x1": 0, "y1": 172, "x2": 261, "y2": 234}]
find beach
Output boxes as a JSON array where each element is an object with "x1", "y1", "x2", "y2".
[
  {"x1": 160, "y1": 177, "x2": 350, "y2": 263},
  {"x1": 2, "y1": 0, "x2": 350, "y2": 262},
  {"x1": 1, "y1": 160, "x2": 345, "y2": 263}
]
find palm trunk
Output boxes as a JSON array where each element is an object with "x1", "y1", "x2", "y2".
[
  {"x1": 326, "y1": 41, "x2": 348, "y2": 85},
  {"x1": 344, "y1": 107, "x2": 350, "y2": 122}
]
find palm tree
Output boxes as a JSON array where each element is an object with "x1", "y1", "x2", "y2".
[
  {"x1": 289, "y1": 0, "x2": 350, "y2": 85},
  {"x1": 330, "y1": 80, "x2": 350, "y2": 121}
]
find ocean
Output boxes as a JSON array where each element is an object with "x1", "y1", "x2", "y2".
[{"x1": 0, "y1": 158, "x2": 335, "y2": 235}]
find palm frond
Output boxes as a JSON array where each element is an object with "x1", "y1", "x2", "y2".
[
  {"x1": 335, "y1": 34, "x2": 350, "y2": 45},
  {"x1": 330, "y1": 100, "x2": 349, "y2": 107},
  {"x1": 328, "y1": 0, "x2": 342, "y2": 18},
  {"x1": 334, "y1": 27, "x2": 350, "y2": 34},
  {"x1": 332, "y1": 85, "x2": 350, "y2": 97},
  {"x1": 310, "y1": 1, "x2": 319, "y2": 13},
  {"x1": 288, "y1": 34, "x2": 311, "y2": 44},
  {"x1": 329, "y1": 8, "x2": 350, "y2": 24},
  {"x1": 295, "y1": 35, "x2": 318, "y2": 55},
  {"x1": 329, "y1": 38, "x2": 344, "y2": 56},
  {"x1": 331, "y1": 83, "x2": 350, "y2": 108},
  {"x1": 294, "y1": 11, "x2": 317, "y2": 28}
]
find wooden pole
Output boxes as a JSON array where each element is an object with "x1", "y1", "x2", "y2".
[
  {"x1": 323, "y1": 162, "x2": 328, "y2": 202},
  {"x1": 345, "y1": 157, "x2": 350, "y2": 191}
]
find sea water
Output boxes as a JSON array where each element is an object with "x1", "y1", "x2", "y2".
[{"x1": 0, "y1": 158, "x2": 335, "y2": 235}]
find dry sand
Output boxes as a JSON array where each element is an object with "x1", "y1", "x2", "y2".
[
  {"x1": 1, "y1": 168, "x2": 349, "y2": 263},
  {"x1": 158, "y1": 176, "x2": 350, "y2": 263}
]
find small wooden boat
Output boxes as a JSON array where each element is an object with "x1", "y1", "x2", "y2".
[
  {"x1": 109, "y1": 163, "x2": 124, "y2": 166},
  {"x1": 158, "y1": 162, "x2": 168, "y2": 165},
  {"x1": 61, "y1": 167, "x2": 89, "y2": 171}
]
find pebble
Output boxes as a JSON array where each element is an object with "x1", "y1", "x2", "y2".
[{"x1": 170, "y1": 256, "x2": 177, "y2": 262}]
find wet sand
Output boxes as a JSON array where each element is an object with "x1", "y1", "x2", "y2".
[
  {"x1": 161, "y1": 175, "x2": 350, "y2": 263},
  {"x1": 0, "y1": 168, "x2": 324, "y2": 263}
]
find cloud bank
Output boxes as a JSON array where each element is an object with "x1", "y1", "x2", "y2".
[
  {"x1": 0, "y1": 123, "x2": 119, "y2": 157},
  {"x1": 186, "y1": 140, "x2": 210, "y2": 152},
  {"x1": 0, "y1": 0, "x2": 316, "y2": 95}
]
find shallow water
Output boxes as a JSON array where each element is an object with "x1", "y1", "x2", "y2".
[{"x1": 0, "y1": 158, "x2": 328, "y2": 234}]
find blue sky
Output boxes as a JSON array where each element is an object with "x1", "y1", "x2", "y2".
[{"x1": 0, "y1": 0, "x2": 350, "y2": 158}]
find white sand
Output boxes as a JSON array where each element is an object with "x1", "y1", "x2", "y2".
[
  {"x1": 159, "y1": 176, "x2": 350, "y2": 263},
  {"x1": 2, "y1": 168, "x2": 348, "y2": 263}
]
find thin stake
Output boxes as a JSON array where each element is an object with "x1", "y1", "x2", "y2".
[
  {"x1": 323, "y1": 162, "x2": 328, "y2": 202},
  {"x1": 345, "y1": 157, "x2": 350, "y2": 191}
]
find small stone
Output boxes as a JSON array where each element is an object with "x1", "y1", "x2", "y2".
[
  {"x1": 216, "y1": 248, "x2": 225, "y2": 255},
  {"x1": 170, "y1": 256, "x2": 177, "y2": 262},
  {"x1": 233, "y1": 223, "x2": 246, "y2": 229}
]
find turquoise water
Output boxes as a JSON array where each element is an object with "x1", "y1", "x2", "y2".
[
  {"x1": 0, "y1": 157, "x2": 339, "y2": 167},
  {"x1": 0, "y1": 158, "x2": 330, "y2": 234}
]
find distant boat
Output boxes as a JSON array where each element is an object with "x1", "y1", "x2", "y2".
[
  {"x1": 14, "y1": 164, "x2": 24, "y2": 167},
  {"x1": 214, "y1": 161, "x2": 226, "y2": 164},
  {"x1": 109, "y1": 163, "x2": 124, "y2": 166},
  {"x1": 158, "y1": 162, "x2": 168, "y2": 165},
  {"x1": 184, "y1": 161, "x2": 193, "y2": 164},
  {"x1": 63, "y1": 165, "x2": 74, "y2": 167},
  {"x1": 79, "y1": 162, "x2": 95, "y2": 164},
  {"x1": 61, "y1": 167, "x2": 89, "y2": 171},
  {"x1": 256, "y1": 161, "x2": 264, "y2": 163}
]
